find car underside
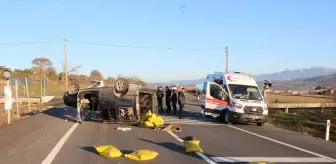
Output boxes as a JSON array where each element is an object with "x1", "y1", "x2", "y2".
[{"x1": 63, "y1": 78, "x2": 158, "y2": 124}]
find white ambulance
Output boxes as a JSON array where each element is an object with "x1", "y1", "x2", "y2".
[{"x1": 201, "y1": 72, "x2": 269, "y2": 126}]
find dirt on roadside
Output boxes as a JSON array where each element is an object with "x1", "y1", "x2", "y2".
[{"x1": 0, "y1": 100, "x2": 59, "y2": 127}]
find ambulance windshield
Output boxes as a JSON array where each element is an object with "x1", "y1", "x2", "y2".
[{"x1": 228, "y1": 84, "x2": 263, "y2": 101}]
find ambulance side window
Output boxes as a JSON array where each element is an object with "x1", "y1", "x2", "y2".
[{"x1": 210, "y1": 84, "x2": 221, "y2": 99}]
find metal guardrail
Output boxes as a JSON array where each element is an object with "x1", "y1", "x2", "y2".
[{"x1": 268, "y1": 103, "x2": 336, "y2": 109}]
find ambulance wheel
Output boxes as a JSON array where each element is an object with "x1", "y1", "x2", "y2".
[{"x1": 219, "y1": 110, "x2": 230, "y2": 124}]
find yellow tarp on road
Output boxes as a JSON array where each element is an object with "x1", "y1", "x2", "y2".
[
  {"x1": 184, "y1": 139, "x2": 203, "y2": 153},
  {"x1": 140, "y1": 110, "x2": 164, "y2": 127},
  {"x1": 94, "y1": 145, "x2": 123, "y2": 158},
  {"x1": 124, "y1": 150, "x2": 159, "y2": 161}
]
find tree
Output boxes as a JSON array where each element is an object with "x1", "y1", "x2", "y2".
[
  {"x1": 106, "y1": 76, "x2": 115, "y2": 81},
  {"x1": 31, "y1": 57, "x2": 53, "y2": 75},
  {"x1": 106, "y1": 76, "x2": 115, "y2": 84},
  {"x1": 59, "y1": 63, "x2": 82, "y2": 82},
  {"x1": 89, "y1": 70, "x2": 104, "y2": 80},
  {"x1": 47, "y1": 67, "x2": 57, "y2": 78},
  {"x1": 127, "y1": 76, "x2": 142, "y2": 83}
]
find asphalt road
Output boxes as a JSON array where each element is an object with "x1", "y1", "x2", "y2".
[{"x1": 0, "y1": 95, "x2": 336, "y2": 164}]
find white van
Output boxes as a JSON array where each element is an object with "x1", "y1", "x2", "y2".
[{"x1": 201, "y1": 72, "x2": 269, "y2": 126}]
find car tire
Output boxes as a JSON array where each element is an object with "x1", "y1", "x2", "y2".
[
  {"x1": 68, "y1": 83, "x2": 80, "y2": 95},
  {"x1": 114, "y1": 78, "x2": 129, "y2": 93}
]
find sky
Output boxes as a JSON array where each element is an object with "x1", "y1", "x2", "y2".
[{"x1": 0, "y1": 0, "x2": 335, "y2": 83}]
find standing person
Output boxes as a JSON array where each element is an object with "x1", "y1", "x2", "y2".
[
  {"x1": 171, "y1": 87, "x2": 178, "y2": 115},
  {"x1": 165, "y1": 86, "x2": 172, "y2": 113},
  {"x1": 178, "y1": 88, "x2": 186, "y2": 119},
  {"x1": 156, "y1": 86, "x2": 164, "y2": 113}
]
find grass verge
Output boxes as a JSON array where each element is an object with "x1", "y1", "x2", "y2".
[{"x1": 269, "y1": 110, "x2": 336, "y2": 142}]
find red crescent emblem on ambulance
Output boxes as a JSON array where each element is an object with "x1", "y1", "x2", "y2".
[{"x1": 227, "y1": 76, "x2": 232, "y2": 81}]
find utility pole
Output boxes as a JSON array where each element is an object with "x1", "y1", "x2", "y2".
[
  {"x1": 63, "y1": 37, "x2": 68, "y2": 92},
  {"x1": 225, "y1": 46, "x2": 228, "y2": 73}
]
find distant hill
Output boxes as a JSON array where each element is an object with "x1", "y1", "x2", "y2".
[
  {"x1": 269, "y1": 73, "x2": 336, "y2": 91},
  {"x1": 253, "y1": 67, "x2": 336, "y2": 81},
  {"x1": 152, "y1": 67, "x2": 336, "y2": 90}
]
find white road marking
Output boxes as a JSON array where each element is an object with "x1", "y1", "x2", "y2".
[
  {"x1": 41, "y1": 123, "x2": 79, "y2": 164},
  {"x1": 211, "y1": 157, "x2": 335, "y2": 163},
  {"x1": 227, "y1": 125, "x2": 336, "y2": 162},
  {"x1": 167, "y1": 131, "x2": 217, "y2": 164}
]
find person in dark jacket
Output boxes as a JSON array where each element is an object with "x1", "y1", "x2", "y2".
[
  {"x1": 165, "y1": 86, "x2": 172, "y2": 113},
  {"x1": 178, "y1": 88, "x2": 186, "y2": 119},
  {"x1": 156, "y1": 86, "x2": 164, "y2": 113},
  {"x1": 171, "y1": 88, "x2": 178, "y2": 115}
]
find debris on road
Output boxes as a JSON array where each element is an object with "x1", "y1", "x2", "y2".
[
  {"x1": 82, "y1": 109, "x2": 101, "y2": 121},
  {"x1": 158, "y1": 123, "x2": 182, "y2": 132},
  {"x1": 183, "y1": 136, "x2": 203, "y2": 153},
  {"x1": 116, "y1": 127, "x2": 132, "y2": 132},
  {"x1": 94, "y1": 145, "x2": 159, "y2": 161},
  {"x1": 124, "y1": 149, "x2": 159, "y2": 161},
  {"x1": 94, "y1": 145, "x2": 123, "y2": 158}
]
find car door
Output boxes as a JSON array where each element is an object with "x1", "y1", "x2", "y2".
[{"x1": 204, "y1": 82, "x2": 229, "y2": 111}]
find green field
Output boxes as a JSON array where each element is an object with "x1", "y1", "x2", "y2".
[
  {"x1": 267, "y1": 94, "x2": 335, "y2": 103},
  {"x1": 269, "y1": 109, "x2": 336, "y2": 141}
]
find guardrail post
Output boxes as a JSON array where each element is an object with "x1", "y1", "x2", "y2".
[
  {"x1": 321, "y1": 104, "x2": 324, "y2": 113},
  {"x1": 285, "y1": 104, "x2": 288, "y2": 113},
  {"x1": 326, "y1": 120, "x2": 330, "y2": 141}
]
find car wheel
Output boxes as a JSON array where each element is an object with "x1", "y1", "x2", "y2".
[
  {"x1": 114, "y1": 78, "x2": 129, "y2": 93},
  {"x1": 68, "y1": 83, "x2": 80, "y2": 95}
]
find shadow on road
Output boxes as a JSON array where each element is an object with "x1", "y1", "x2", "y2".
[
  {"x1": 158, "y1": 108, "x2": 217, "y2": 124},
  {"x1": 79, "y1": 146, "x2": 134, "y2": 155},
  {"x1": 42, "y1": 107, "x2": 78, "y2": 123},
  {"x1": 79, "y1": 146, "x2": 100, "y2": 155},
  {"x1": 138, "y1": 138, "x2": 215, "y2": 161}
]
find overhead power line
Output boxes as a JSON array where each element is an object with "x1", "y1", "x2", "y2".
[
  {"x1": 0, "y1": 39, "x2": 225, "y2": 51},
  {"x1": 0, "y1": 40, "x2": 62, "y2": 46},
  {"x1": 67, "y1": 40, "x2": 223, "y2": 51}
]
